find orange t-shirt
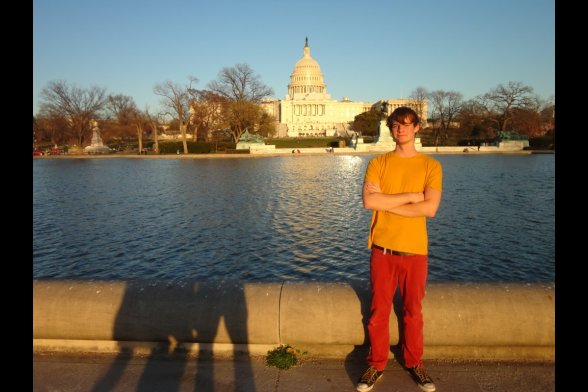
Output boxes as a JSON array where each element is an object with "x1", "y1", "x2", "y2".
[{"x1": 364, "y1": 152, "x2": 443, "y2": 255}]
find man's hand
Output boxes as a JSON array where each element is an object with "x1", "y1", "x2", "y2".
[
  {"x1": 365, "y1": 182, "x2": 382, "y2": 194},
  {"x1": 365, "y1": 183, "x2": 424, "y2": 203},
  {"x1": 388, "y1": 187, "x2": 442, "y2": 218},
  {"x1": 363, "y1": 181, "x2": 425, "y2": 211},
  {"x1": 411, "y1": 192, "x2": 425, "y2": 203}
]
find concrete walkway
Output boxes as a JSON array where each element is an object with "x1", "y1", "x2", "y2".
[{"x1": 34, "y1": 352, "x2": 554, "y2": 392}]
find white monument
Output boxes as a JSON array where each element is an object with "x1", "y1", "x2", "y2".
[
  {"x1": 374, "y1": 119, "x2": 396, "y2": 149},
  {"x1": 84, "y1": 120, "x2": 112, "y2": 154},
  {"x1": 362, "y1": 102, "x2": 422, "y2": 152}
]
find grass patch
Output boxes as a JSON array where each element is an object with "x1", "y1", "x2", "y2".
[{"x1": 266, "y1": 344, "x2": 307, "y2": 370}]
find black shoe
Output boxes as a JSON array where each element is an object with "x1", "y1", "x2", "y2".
[
  {"x1": 356, "y1": 366, "x2": 383, "y2": 392},
  {"x1": 407, "y1": 364, "x2": 436, "y2": 392}
]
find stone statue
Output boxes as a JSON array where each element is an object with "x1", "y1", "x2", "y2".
[
  {"x1": 374, "y1": 100, "x2": 396, "y2": 147},
  {"x1": 90, "y1": 120, "x2": 104, "y2": 146},
  {"x1": 379, "y1": 101, "x2": 388, "y2": 115},
  {"x1": 84, "y1": 120, "x2": 112, "y2": 154},
  {"x1": 236, "y1": 129, "x2": 276, "y2": 152}
]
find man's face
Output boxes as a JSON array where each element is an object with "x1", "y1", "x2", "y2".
[{"x1": 390, "y1": 119, "x2": 420, "y2": 145}]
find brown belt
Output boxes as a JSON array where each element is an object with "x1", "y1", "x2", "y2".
[{"x1": 371, "y1": 244, "x2": 416, "y2": 256}]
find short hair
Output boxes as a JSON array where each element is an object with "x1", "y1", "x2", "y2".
[{"x1": 386, "y1": 107, "x2": 420, "y2": 129}]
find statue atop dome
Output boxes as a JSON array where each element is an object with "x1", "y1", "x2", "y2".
[{"x1": 286, "y1": 38, "x2": 329, "y2": 101}]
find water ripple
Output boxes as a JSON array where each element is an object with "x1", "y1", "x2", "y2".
[{"x1": 33, "y1": 154, "x2": 554, "y2": 282}]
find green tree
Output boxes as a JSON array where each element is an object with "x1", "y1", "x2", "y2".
[
  {"x1": 352, "y1": 109, "x2": 386, "y2": 137},
  {"x1": 257, "y1": 111, "x2": 277, "y2": 138},
  {"x1": 223, "y1": 100, "x2": 264, "y2": 143}
]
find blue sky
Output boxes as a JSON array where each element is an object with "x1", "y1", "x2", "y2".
[{"x1": 33, "y1": 0, "x2": 554, "y2": 115}]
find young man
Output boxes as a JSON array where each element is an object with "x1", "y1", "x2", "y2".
[{"x1": 357, "y1": 107, "x2": 442, "y2": 392}]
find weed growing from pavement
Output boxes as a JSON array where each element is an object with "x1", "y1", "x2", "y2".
[{"x1": 266, "y1": 344, "x2": 307, "y2": 370}]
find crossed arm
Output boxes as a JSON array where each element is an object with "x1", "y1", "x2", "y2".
[{"x1": 362, "y1": 182, "x2": 442, "y2": 218}]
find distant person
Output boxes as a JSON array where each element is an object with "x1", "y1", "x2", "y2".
[{"x1": 357, "y1": 107, "x2": 442, "y2": 392}]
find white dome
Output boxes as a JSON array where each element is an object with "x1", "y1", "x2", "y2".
[{"x1": 287, "y1": 38, "x2": 327, "y2": 98}]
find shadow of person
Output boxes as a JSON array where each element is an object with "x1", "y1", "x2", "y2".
[
  {"x1": 91, "y1": 279, "x2": 255, "y2": 392},
  {"x1": 344, "y1": 281, "x2": 406, "y2": 385},
  {"x1": 343, "y1": 279, "x2": 371, "y2": 384},
  {"x1": 189, "y1": 280, "x2": 255, "y2": 392}
]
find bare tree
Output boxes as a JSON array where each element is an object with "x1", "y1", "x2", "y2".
[
  {"x1": 458, "y1": 99, "x2": 495, "y2": 140},
  {"x1": 130, "y1": 108, "x2": 146, "y2": 154},
  {"x1": 207, "y1": 64, "x2": 273, "y2": 103},
  {"x1": 429, "y1": 90, "x2": 464, "y2": 146},
  {"x1": 479, "y1": 81, "x2": 536, "y2": 131},
  {"x1": 508, "y1": 108, "x2": 543, "y2": 137},
  {"x1": 409, "y1": 86, "x2": 429, "y2": 128},
  {"x1": 145, "y1": 108, "x2": 162, "y2": 154},
  {"x1": 38, "y1": 80, "x2": 107, "y2": 146},
  {"x1": 33, "y1": 116, "x2": 38, "y2": 149},
  {"x1": 106, "y1": 94, "x2": 149, "y2": 152},
  {"x1": 107, "y1": 94, "x2": 136, "y2": 125},
  {"x1": 508, "y1": 95, "x2": 555, "y2": 138},
  {"x1": 34, "y1": 114, "x2": 71, "y2": 146},
  {"x1": 205, "y1": 64, "x2": 273, "y2": 143},
  {"x1": 190, "y1": 90, "x2": 228, "y2": 142},
  {"x1": 153, "y1": 77, "x2": 199, "y2": 153},
  {"x1": 539, "y1": 95, "x2": 555, "y2": 135}
]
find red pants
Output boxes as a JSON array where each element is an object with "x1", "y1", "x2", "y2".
[{"x1": 367, "y1": 247, "x2": 428, "y2": 370}]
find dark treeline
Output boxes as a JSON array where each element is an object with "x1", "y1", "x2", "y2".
[
  {"x1": 353, "y1": 82, "x2": 554, "y2": 147},
  {"x1": 33, "y1": 63, "x2": 276, "y2": 153},
  {"x1": 34, "y1": 73, "x2": 554, "y2": 151}
]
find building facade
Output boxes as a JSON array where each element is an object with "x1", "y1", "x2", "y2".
[{"x1": 261, "y1": 39, "x2": 427, "y2": 138}]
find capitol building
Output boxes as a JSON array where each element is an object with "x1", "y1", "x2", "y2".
[{"x1": 261, "y1": 38, "x2": 426, "y2": 138}]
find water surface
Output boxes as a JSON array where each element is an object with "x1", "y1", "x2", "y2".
[{"x1": 33, "y1": 154, "x2": 554, "y2": 282}]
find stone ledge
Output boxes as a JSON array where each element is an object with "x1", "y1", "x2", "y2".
[{"x1": 33, "y1": 280, "x2": 554, "y2": 360}]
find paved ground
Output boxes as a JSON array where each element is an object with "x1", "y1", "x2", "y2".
[{"x1": 33, "y1": 352, "x2": 554, "y2": 392}]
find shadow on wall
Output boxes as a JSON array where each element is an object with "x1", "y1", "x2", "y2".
[
  {"x1": 91, "y1": 280, "x2": 255, "y2": 392},
  {"x1": 343, "y1": 280, "x2": 371, "y2": 383},
  {"x1": 343, "y1": 280, "x2": 407, "y2": 385}
]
